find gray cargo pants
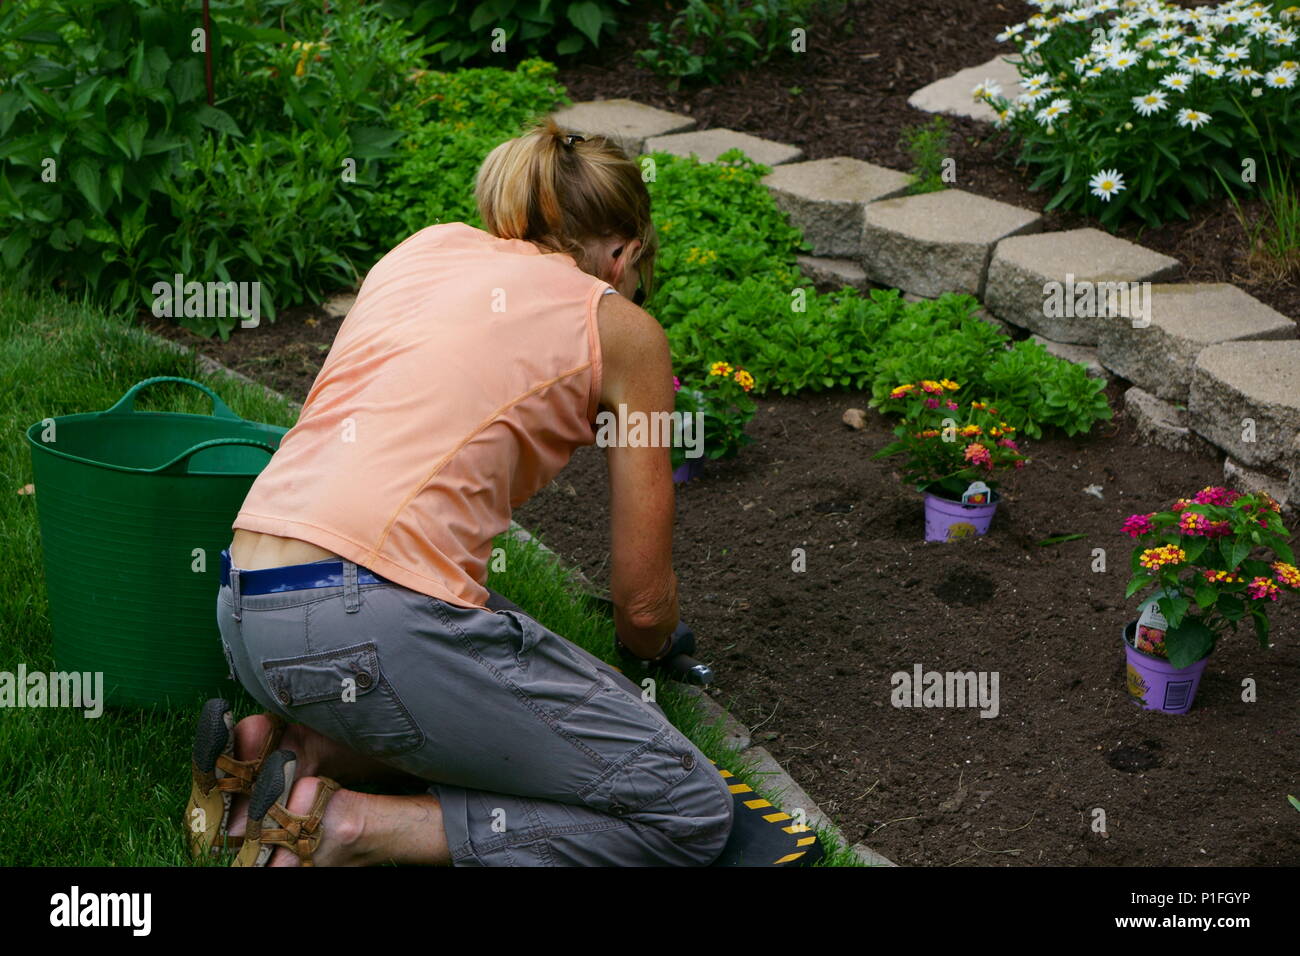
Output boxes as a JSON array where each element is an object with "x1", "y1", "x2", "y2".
[{"x1": 216, "y1": 558, "x2": 734, "y2": 866}]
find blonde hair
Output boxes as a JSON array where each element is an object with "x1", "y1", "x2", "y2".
[{"x1": 475, "y1": 115, "x2": 657, "y2": 301}]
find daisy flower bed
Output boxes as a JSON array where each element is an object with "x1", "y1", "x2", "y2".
[{"x1": 976, "y1": 0, "x2": 1298, "y2": 229}]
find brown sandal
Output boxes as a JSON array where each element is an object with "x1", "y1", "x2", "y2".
[
  {"x1": 186, "y1": 698, "x2": 287, "y2": 859},
  {"x1": 232, "y1": 749, "x2": 341, "y2": 867}
]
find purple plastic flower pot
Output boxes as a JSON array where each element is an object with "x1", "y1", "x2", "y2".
[
  {"x1": 1123, "y1": 621, "x2": 1209, "y2": 715},
  {"x1": 923, "y1": 490, "x2": 999, "y2": 542},
  {"x1": 673, "y1": 457, "x2": 705, "y2": 483}
]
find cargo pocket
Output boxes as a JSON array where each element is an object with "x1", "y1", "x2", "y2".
[{"x1": 262, "y1": 642, "x2": 425, "y2": 758}]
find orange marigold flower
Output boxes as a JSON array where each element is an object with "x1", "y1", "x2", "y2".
[
  {"x1": 733, "y1": 369, "x2": 755, "y2": 392},
  {"x1": 940, "y1": 379, "x2": 960, "y2": 391}
]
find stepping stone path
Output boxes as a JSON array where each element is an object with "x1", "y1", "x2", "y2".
[
  {"x1": 1189, "y1": 341, "x2": 1300, "y2": 472},
  {"x1": 762, "y1": 157, "x2": 911, "y2": 258},
  {"x1": 1098, "y1": 284, "x2": 1295, "y2": 404},
  {"x1": 908, "y1": 55, "x2": 1024, "y2": 124},
  {"x1": 983, "y1": 228, "x2": 1181, "y2": 345},
  {"x1": 557, "y1": 94, "x2": 1300, "y2": 503},
  {"x1": 551, "y1": 98, "x2": 696, "y2": 157},
  {"x1": 860, "y1": 189, "x2": 1042, "y2": 298},
  {"x1": 643, "y1": 128, "x2": 803, "y2": 167}
]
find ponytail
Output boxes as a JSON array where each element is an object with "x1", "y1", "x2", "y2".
[{"x1": 475, "y1": 115, "x2": 657, "y2": 300}]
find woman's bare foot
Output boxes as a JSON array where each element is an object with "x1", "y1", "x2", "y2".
[
  {"x1": 266, "y1": 778, "x2": 451, "y2": 867},
  {"x1": 226, "y1": 714, "x2": 421, "y2": 840}
]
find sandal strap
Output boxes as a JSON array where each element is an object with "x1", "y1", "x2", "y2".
[
  {"x1": 259, "y1": 777, "x2": 342, "y2": 866},
  {"x1": 211, "y1": 714, "x2": 289, "y2": 788}
]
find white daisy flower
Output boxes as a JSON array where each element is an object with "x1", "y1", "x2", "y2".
[
  {"x1": 1247, "y1": 5, "x2": 1273, "y2": 21},
  {"x1": 1200, "y1": 64, "x2": 1226, "y2": 79},
  {"x1": 1265, "y1": 66, "x2": 1297, "y2": 88},
  {"x1": 1085, "y1": 65, "x2": 1106, "y2": 78},
  {"x1": 1159, "y1": 44, "x2": 1185, "y2": 58},
  {"x1": 1160, "y1": 71, "x2": 1194, "y2": 91},
  {"x1": 1216, "y1": 44, "x2": 1249, "y2": 62},
  {"x1": 1178, "y1": 53, "x2": 1210, "y2": 72},
  {"x1": 1131, "y1": 89, "x2": 1169, "y2": 115},
  {"x1": 1023, "y1": 71, "x2": 1052, "y2": 91},
  {"x1": 1108, "y1": 50, "x2": 1141, "y2": 70},
  {"x1": 1246, "y1": 20, "x2": 1273, "y2": 38},
  {"x1": 1089, "y1": 169, "x2": 1126, "y2": 202},
  {"x1": 1071, "y1": 54, "x2": 1093, "y2": 72},
  {"x1": 1154, "y1": 28, "x2": 1182, "y2": 43},
  {"x1": 1036, "y1": 98, "x2": 1072, "y2": 124},
  {"x1": 997, "y1": 23, "x2": 1027, "y2": 42},
  {"x1": 971, "y1": 78, "x2": 1003, "y2": 101},
  {"x1": 1023, "y1": 34, "x2": 1050, "y2": 52},
  {"x1": 1269, "y1": 27, "x2": 1298, "y2": 46},
  {"x1": 1228, "y1": 65, "x2": 1262, "y2": 82},
  {"x1": 1176, "y1": 107, "x2": 1211, "y2": 129},
  {"x1": 1136, "y1": 36, "x2": 1156, "y2": 51},
  {"x1": 1186, "y1": 33, "x2": 1214, "y2": 47},
  {"x1": 1217, "y1": 11, "x2": 1247, "y2": 27}
]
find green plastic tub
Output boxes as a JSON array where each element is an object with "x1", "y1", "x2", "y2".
[{"x1": 25, "y1": 377, "x2": 287, "y2": 709}]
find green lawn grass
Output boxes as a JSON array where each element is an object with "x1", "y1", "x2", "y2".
[{"x1": 0, "y1": 285, "x2": 865, "y2": 866}]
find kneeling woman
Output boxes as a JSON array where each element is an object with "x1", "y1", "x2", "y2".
[{"x1": 187, "y1": 117, "x2": 734, "y2": 867}]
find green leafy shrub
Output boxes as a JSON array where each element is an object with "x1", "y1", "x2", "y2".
[
  {"x1": 976, "y1": 1, "x2": 1300, "y2": 227},
  {"x1": 371, "y1": 58, "x2": 569, "y2": 247},
  {"x1": 380, "y1": 0, "x2": 626, "y2": 65},
  {"x1": 637, "y1": 0, "x2": 827, "y2": 88},
  {"x1": 0, "y1": 0, "x2": 424, "y2": 332}
]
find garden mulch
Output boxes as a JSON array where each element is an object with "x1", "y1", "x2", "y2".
[
  {"x1": 145, "y1": 304, "x2": 1300, "y2": 864},
  {"x1": 554, "y1": 0, "x2": 1299, "y2": 323}
]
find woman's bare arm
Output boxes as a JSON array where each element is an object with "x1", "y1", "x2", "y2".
[{"x1": 595, "y1": 291, "x2": 680, "y2": 658}]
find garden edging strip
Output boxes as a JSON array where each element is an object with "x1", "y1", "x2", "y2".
[{"x1": 148, "y1": 327, "x2": 894, "y2": 867}]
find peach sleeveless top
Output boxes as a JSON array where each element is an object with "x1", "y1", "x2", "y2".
[{"x1": 232, "y1": 222, "x2": 612, "y2": 610}]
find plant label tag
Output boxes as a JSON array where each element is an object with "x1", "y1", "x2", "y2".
[
  {"x1": 1137, "y1": 597, "x2": 1168, "y2": 633},
  {"x1": 961, "y1": 481, "x2": 991, "y2": 506}
]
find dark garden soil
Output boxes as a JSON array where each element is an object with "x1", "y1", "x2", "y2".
[
  {"x1": 510, "y1": 385, "x2": 1300, "y2": 867},
  {"x1": 555, "y1": 0, "x2": 1299, "y2": 322},
  {"x1": 146, "y1": 302, "x2": 1300, "y2": 865}
]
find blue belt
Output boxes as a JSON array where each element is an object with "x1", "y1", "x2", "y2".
[{"x1": 220, "y1": 549, "x2": 389, "y2": 595}]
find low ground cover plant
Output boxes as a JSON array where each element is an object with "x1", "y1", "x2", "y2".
[
  {"x1": 1123, "y1": 486, "x2": 1297, "y2": 666},
  {"x1": 872, "y1": 379, "x2": 1031, "y2": 500},
  {"x1": 977, "y1": 0, "x2": 1300, "y2": 227},
  {"x1": 645, "y1": 150, "x2": 1112, "y2": 439}
]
